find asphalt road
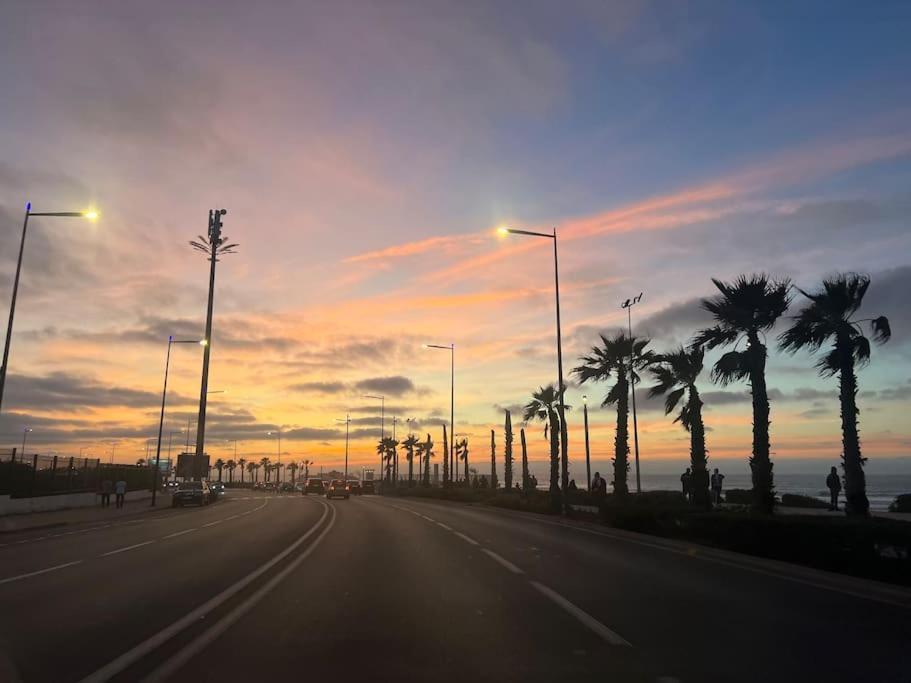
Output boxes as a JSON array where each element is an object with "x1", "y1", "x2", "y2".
[{"x1": 0, "y1": 490, "x2": 909, "y2": 682}]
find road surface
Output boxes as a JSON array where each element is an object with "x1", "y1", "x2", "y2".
[{"x1": 0, "y1": 490, "x2": 908, "y2": 682}]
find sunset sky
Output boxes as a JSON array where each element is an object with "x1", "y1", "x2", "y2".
[{"x1": 2, "y1": 1, "x2": 910, "y2": 479}]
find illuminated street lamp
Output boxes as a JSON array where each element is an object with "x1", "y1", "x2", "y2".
[
  {"x1": 426, "y1": 343, "x2": 455, "y2": 485},
  {"x1": 0, "y1": 203, "x2": 99, "y2": 416},
  {"x1": 496, "y1": 226, "x2": 569, "y2": 507},
  {"x1": 21, "y1": 426, "x2": 32, "y2": 460},
  {"x1": 152, "y1": 337, "x2": 207, "y2": 506}
]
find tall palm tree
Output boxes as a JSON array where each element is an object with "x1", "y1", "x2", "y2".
[
  {"x1": 402, "y1": 434, "x2": 419, "y2": 487},
  {"x1": 489, "y1": 429, "x2": 498, "y2": 490},
  {"x1": 779, "y1": 273, "x2": 890, "y2": 516},
  {"x1": 214, "y1": 458, "x2": 225, "y2": 482},
  {"x1": 457, "y1": 438, "x2": 469, "y2": 485},
  {"x1": 649, "y1": 347, "x2": 710, "y2": 507},
  {"x1": 524, "y1": 384, "x2": 564, "y2": 511},
  {"x1": 246, "y1": 460, "x2": 256, "y2": 483},
  {"x1": 520, "y1": 427, "x2": 529, "y2": 492},
  {"x1": 288, "y1": 461, "x2": 299, "y2": 485},
  {"x1": 693, "y1": 274, "x2": 791, "y2": 513},
  {"x1": 259, "y1": 457, "x2": 271, "y2": 482},
  {"x1": 573, "y1": 332, "x2": 653, "y2": 496},
  {"x1": 238, "y1": 457, "x2": 247, "y2": 484},
  {"x1": 225, "y1": 459, "x2": 236, "y2": 484},
  {"x1": 504, "y1": 410, "x2": 514, "y2": 491},
  {"x1": 418, "y1": 434, "x2": 434, "y2": 487},
  {"x1": 377, "y1": 437, "x2": 398, "y2": 483}
]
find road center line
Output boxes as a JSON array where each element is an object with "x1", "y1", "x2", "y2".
[
  {"x1": 420, "y1": 514, "x2": 435, "y2": 522},
  {"x1": 530, "y1": 581, "x2": 631, "y2": 647},
  {"x1": 101, "y1": 541, "x2": 156, "y2": 557},
  {"x1": 80, "y1": 498, "x2": 329, "y2": 683},
  {"x1": 435, "y1": 522, "x2": 453, "y2": 531},
  {"x1": 481, "y1": 548, "x2": 524, "y2": 574},
  {"x1": 0, "y1": 560, "x2": 83, "y2": 585},
  {"x1": 453, "y1": 531, "x2": 479, "y2": 546},
  {"x1": 162, "y1": 529, "x2": 197, "y2": 539},
  {"x1": 201, "y1": 520, "x2": 222, "y2": 528}
]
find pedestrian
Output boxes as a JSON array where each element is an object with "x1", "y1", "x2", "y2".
[
  {"x1": 680, "y1": 467, "x2": 692, "y2": 500},
  {"x1": 826, "y1": 466, "x2": 842, "y2": 511},
  {"x1": 100, "y1": 478, "x2": 113, "y2": 507},
  {"x1": 115, "y1": 478, "x2": 127, "y2": 509},
  {"x1": 530, "y1": 474, "x2": 538, "y2": 489},
  {"x1": 568, "y1": 479, "x2": 577, "y2": 491},
  {"x1": 710, "y1": 468, "x2": 725, "y2": 505},
  {"x1": 591, "y1": 471, "x2": 607, "y2": 502}
]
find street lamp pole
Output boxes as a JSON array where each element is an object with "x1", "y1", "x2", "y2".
[
  {"x1": 0, "y1": 204, "x2": 98, "y2": 417},
  {"x1": 21, "y1": 426, "x2": 32, "y2": 459},
  {"x1": 337, "y1": 415, "x2": 350, "y2": 482},
  {"x1": 152, "y1": 337, "x2": 206, "y2": 506},
  {"x1": 621, "y1": 292, "x2": 644, "y2": 494},
  {"x1": 497, "y1": 226, "x2": 568, "y2": 508},
  {"x1": 426, "y1": 343, "x2": 455, "y2": 485},
  {"x1": 583, "y1": 395, "x2": 591, "y2": 490}
]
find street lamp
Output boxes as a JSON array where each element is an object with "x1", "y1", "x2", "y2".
[
  {"x1": 152, "y1": 337, "x2": 207, "y2": 506},
  {"x1": 621, "y1": 292, "x2": 644, "y2": 494},
  {"x1": 0, "y1": 203, "x2": 99, "y2": 416},
  {"x1": 21, "y1": 426, "x2": 32, "y2": 460},
  {"x1": 582, "y1": 395, "x2": 591, "y2": 490},
  {"x1": 363, "y1": 394, "x2": 385, "y2": 481},
  {"x1": 336, "y1": 415, "x2": 350, "y2": 483},
  {"x1": 266, "y1": 429, "x2": 282, "y2": 485},
  {"x1": 496, "y1": 226, "x2": 569, "y2": 505},
  {"x1": 426, "y1": 343, "x2": 455, "y2": 485}
]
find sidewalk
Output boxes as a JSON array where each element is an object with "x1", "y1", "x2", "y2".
[{"x1": 0, "y1": 493, "x2": 173, "y2": 534}]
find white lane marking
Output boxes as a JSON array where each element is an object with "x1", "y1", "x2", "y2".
[
  {"x1": 0, "y1": 560, "x2": 83, "y2": 585},
  {"x1": 101, "y1": 541, "x2": 156, "y2": 557},
  {"x1": 453, "y1": 532, "x2": 479, "y2": 546},
  {"x1": 530, "y1": 581, "x2": 631, "y2": 647},
  {"x1": 201, "y1": 520, "x2": 222, "y2": 528},
  {"x1": 481, "y1": 548, "x2": 524, "y2": 574},
  {"x1": 162, "y1": 529, "x2": 197, "y2": 539},
  {"x1": 436, "y1": 522, "x2": 453, "y2": 531},
  {"x1": 80, "y1": 498, "x2": 330, "y2": 683},
  {"x1": 224, "y1": 515, "x2": 240, "y2": 521},
  {"x1": 420, "y1": 514, "x2": 435, "y2": 522},
  {"x1": 408, "y1": 510, "x2": 422, "y2": 516},
  {"x1": 142, "y1": 503, "x2": 337, "y2": 682}
]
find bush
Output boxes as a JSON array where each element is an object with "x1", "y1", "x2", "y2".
[
  {"x1": 889, "y1": 494, "x2": 911, "y2": 513},
  {"x1": 598, "y1": 490, "x2": 694, "y2": 534},
  {"x1": 723, "y1": 488, "x2": 753, "y2": 505},
  {"x1": 780, "y1": 493, "x2": 829, "y2": 509}
]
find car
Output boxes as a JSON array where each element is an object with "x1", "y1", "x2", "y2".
[
  {"x1": 304, "y1": 478, "x2": 325, "y2": 495},
  {"x1": 326, "y1": 480, "x2": 349, "y2": 500},
  {"x1": 281, "y1": 482, "x2": 295, "y2": 492},
  {"x1": 346, "y1": 481, "x2": 362, "y2": 495},
  {"x1": 209, "y1": 481, "x2": 226, "y2": 500},
  {"x1": 361, "y1": 480, "x2": 375, "y2": 494},
  {"x1": 164, "y1": 480, "x2": 180, "y2": 492},
  {"x1": 172, "y1": 480, "x2": 211, "y2": 507}
]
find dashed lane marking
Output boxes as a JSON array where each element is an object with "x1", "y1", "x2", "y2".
[
  {"x1": 530, "y1": 581, "x2": 631, "y2": 647},
  {"x1": 0, "y1": 560, "x2": 83, "y2": 585},
  {"x1": 162, "y1": 529, "x2": 196, "y2": 539},
  {"x1": 101, "y1": 541, "x2": 156, "y2": 557},
  {"x1": 481, "y1": 548, "x2": 524, "y2": 574}
]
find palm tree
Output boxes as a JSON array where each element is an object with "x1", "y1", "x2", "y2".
[
  {"x1": 259, "y1": 457, "x2": 271, "y2": 482},
  {"x1": 779, "y1": 273, "x2": 890, "y2": 516},
  {"x1": 288, "y1": 461, "x2": 299, "y2": 485},
  {"x1": 504, "y1": 410, "x2": 514, "y2": 491},
  {"x1": 214, "y1": 458, "x2": 225, "y2": 482},
  {"x1": 376, "y1": 437, "x2": 398, "y2": 483},
  {"x1": 402, "y1": 434, "x2": 419, "y2": 487},
  {"x1": 238, "y1": 457, "x2": 247, "y2": 485},
  {"x1": 649, "y1": 347, "x2": 710, "y2": 507},
  {"x1": 246, "y1": 460, "x2": 256, "y2": 483},
  {"x1": 693, "y1": 274, "x2": 791, "y2": 513},
  {"x1": 457, "y1": 438, "x2": 469, "y2": 485},
  {"x1": 225, "y1": 459, "x2": 236, "y2": 484},
  {"x1": 520, "y1": 427, "x2": 529, "y2": 492},
  {"x1": 573, "y1": 333, "x2": 653, "y2": 496},
  {"x1": 489, "y1": 429, "x2": 498, "y2": 490},
  {"x1": 418, "y1": 434, "x2": 434, "y2": 487},
  {"x1": 524, "y1": 385, "x2": 563, "y2": 509}
]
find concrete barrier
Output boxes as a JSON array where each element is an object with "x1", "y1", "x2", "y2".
[{"x1": 0, "y1": 489, "x2": 153, "y2": 516}]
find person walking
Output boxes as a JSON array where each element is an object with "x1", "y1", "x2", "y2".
[
  {"x1": 100, "y1": 478, "x2": 113, "y2": 507},
  {"x1": 115, "y1": 478, "x2": 127, "y2": 509},
  {"x1": 710, "y1": 468, "x2": 725, "y2": 505},
  {"x1": 591, "y1": 471, "x2": 607, "y2": 503},
  {"x1": 826, "y1": 466, "x2": 842, "y2": 512},
  {"x1": 680, "y1": 467, "x2": 692, "y2": 500}
]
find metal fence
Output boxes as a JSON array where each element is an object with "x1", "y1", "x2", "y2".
[{"x1": 0, "y1": 451, "x2": 157, "y2": 499}]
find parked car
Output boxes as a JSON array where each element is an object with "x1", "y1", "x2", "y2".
[
  {"x1": 172, "y1": 481, "x2": 211, "y2": 507},
  {"x1": 346, "y1": 481, "x2": 362, "y2": 496},
  {"x1": 361, "y1": 481, "x2": 375, "y2": 494},
  {"x1": 164, "y1": 481, "x2": 180, "y2": 492},
  {"x1": 326, "y1": 480, "x2": 349, "y2": 500},
  {"x1": 305, "y1": 478, "x2": 325, "y2": 495},
  {"x1": 209, "y1": 481, "x2": 226, "y2": 500}
]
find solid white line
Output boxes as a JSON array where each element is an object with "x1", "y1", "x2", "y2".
[
  {"x1": 201, "y1": 520, "x2": 222, "y2": 528},
  {"x1": 530, "y1": 581, "x2": 631, "y2": 646},
  {"x1": 481, "y1": 548, "x2": 524, "y2": 574},
  {"x1": 162, "y1": 529, "x2": 197, "y2": 539},
  {"x1": 101, "y1": 541, "x2": 155, "y2": 557},
  {"x1": 0, "y1": 560, "x2": 83, "y2": 585},
  {"x1": 453, "y1": 532, "x2": 479, "y2": 546},
  {"x1": 435, "y1": 522, "x2": 453, "y2": 531},
  {"x1": 80, "y1": 498, "x2": 329, "y2": 683},
  {"x1": 142, "y1": 503, "x2": 337, "y2": 682}
]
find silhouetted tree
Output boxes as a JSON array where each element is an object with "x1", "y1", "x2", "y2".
[
  {"x1": 520, "y1": 427, "x2": 530, "y2": 492},
  {"x1": 419, "y1": 434, "x2": 434, "y2": 487},
  {"x1": 574, "y1": 332, "x2": 653, "y2": 496},
  {"x1": 214, "y1": 458, "x2": 225, "y2": 481},
  {"x1": 402, "y1": 434, "x2": 419, "y2": 487},
  {"x1": 288, "y1": 461, "x2": 299, "y2": 485},
  {"x1": 226, "y1": 459, "x2": 236, "y2": 483},
  {"x1": 458, "y1": 439, "x2": 469, "y2": 485},
  {"x1": 442, "y1": 425, "x2": 450, "y2": 488},
  {"x1": 650, "y1": 347, "x2": 710, "y2": 507},
  {"x1": 504, "y1": 410, "x2": 514, "y2": 491},
  {"x1": 246, "y1": 460, "x2": 256, "y2": 483},
  {"x1": 694, "y1": 274, "x2": 791, "y2": 514},
  {"x1": 238, "y1": 458, "x2": 247, "y2": 484},
  {"x1": 779, "y1": 273, "x2": 891, "y2": 516},
  {"x1": 524, "y1": 384, "x2": 563, "y2": 512},
  {"x1": 489, "y1": 429, "x2": 498, "y2": 490},
  {"x1": 260, "y1": 457, "x2": 271, "y2": 482}
]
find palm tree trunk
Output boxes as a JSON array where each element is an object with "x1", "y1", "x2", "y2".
[
  {"x1": 489, "y1": 429, "x2": 497, "y2": 490},
  {"x1": 520, "y1": 428, "x2": 529, "y2": 492},
  {"x1": 548, "y1": 413, "x2": 561, "y2": 512},
  {"x1": 614, "y1": 377, "x2": 630, "y2": 496},
  {"x1": 748, "y1": 334, "x2": 774, "y2": 513},
  {"x1": 689, "y1": 387, "x2": 710, "y2": 508},
  {"x1": 408, "y1": 448, "x2": 414, "y2": 487},
  {"x1": 838, "y1": 341, "x2": 868, "y2": 516}
]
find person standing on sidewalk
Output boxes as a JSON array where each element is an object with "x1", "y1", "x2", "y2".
[
  {"x1": 710, "y1": 468, "x2": 725, "y2": 505},
  {"x1": 115, "y1": 478, "x2": 127, "y2": 509},
  {"x1": 826, "y1": 466, "x2": 842, "y2": 511},
  {"x1": 100, "y1": 478, "x2": 113, "y2": 507}
]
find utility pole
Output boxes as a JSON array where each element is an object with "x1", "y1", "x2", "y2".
[{"x1": 622, "y1": 292, "x2": 644, "y2": 494}]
